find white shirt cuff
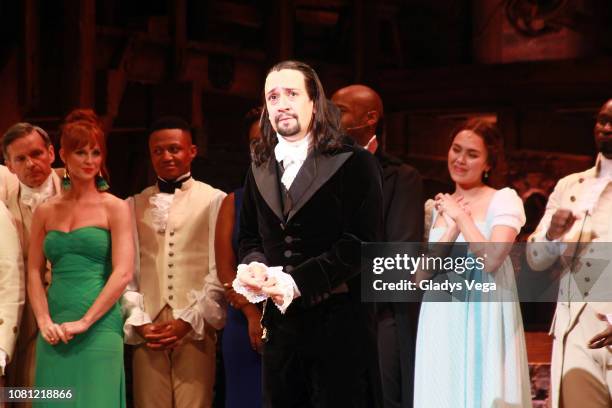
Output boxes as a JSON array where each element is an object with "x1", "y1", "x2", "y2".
[
  {"x1": 0, "y1": 349, "x2": 7, "y2": 376},
  {"x1": 268, "y1": 268, "x2": 299, "y2": 314},
  {"x1": 233, "y1": 262, "x2": 300, "y2": 314},
  {"x1": 121, "y1": 292, "x2": 153, "y2": 345}
]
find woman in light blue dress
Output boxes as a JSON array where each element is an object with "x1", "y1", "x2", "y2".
[{"x1": 414, "y1": 119, "x2": 532, "y2": 408}]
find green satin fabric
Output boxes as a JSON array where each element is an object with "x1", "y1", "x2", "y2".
[{"x1": 34, "y1": 227, "x2": 125, "y2": 408}]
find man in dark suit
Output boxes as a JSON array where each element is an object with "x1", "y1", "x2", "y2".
[
  {"x1": 332, "y1": 85, "x2": 423, "y2": 408},
  {"x1": 237, "y1": 60, "x2": 383, "y2": 408}
]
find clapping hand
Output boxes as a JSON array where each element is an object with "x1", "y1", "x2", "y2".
[
  {"x1": 588, "y1": 313, "x2": 612, "y2": 349},
  {"x1": 546, "y1": 209, "x2": 580, "y2": 241},
  {"x1": 435, "y1": 193, "x2": 471, "y2": 230}
]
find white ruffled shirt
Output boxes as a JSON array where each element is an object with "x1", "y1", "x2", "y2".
[
  {"x1": 147, "y1": 173, "x2": 192, "y2": 233},
  {"x1": 274, "y1": 133, "x2": 312, "y2": 190},
  {"x1": 20, "y1": 174, "x2": 56, "y2": 212}
]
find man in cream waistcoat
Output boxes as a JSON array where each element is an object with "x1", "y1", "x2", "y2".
[
  {"x1": 1, "y1": 123, "x2": 61, "y2": 405},
  {"x1": 122, "y1": 117, "x2": 226, "y2": 408},
  {"x1": 527, "y1": 99, "x2": 612, "y2": 408}
]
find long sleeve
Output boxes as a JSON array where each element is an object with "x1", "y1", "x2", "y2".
[
  {"x1": 0, "y1": 204, "x2": 25, "y2": 369},
  {"x1": 121, "y1": 197, "x2": 152, "y2": 345},
  {"x1": 526, "y1": 176, "x2": 569, "y2": 271},
  {"x1": 238, "y1": 169, "x2": 269, "y2": 266},
  {"x1": 173, "y1": 191, "x2": 227, "y2": 334}
]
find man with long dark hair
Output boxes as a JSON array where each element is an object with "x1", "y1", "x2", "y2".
[{"x1": 237, "y1": 60, "x2": 383, "y2": 407}]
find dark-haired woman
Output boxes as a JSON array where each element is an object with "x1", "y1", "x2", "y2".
[
  {"x1": 28, "y1": 116, "x2": 133, "y2": 407},
  {"x1": 414, "y1": 120, "x2": 531, "y2": 407}
]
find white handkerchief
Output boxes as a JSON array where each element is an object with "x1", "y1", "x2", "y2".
[
  {"x1": 233, "y1": 263, "x2": 270, "y2": 303},
  {"x1": 232, "y1": 262, "x2": 295, "y2": 313}
]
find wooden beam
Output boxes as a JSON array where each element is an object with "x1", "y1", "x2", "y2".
[
  {"x1": 78, "y1": 0, "x2": 96, "y2": 108},
  {"x1": 22, "y1": 0, "x2": 39, "y2": 111},
  {"x1": 378, "y1": 58, "x2": 612, "y2": 111},
  {"x1": 352, "y1": 0, "x2": 376, "y2": 83},
  {"x1": 170, "y1": 0, "x2": 187, "y2": 79},
  {"x1": 266, "y1": 0, "x2": 294, "y2": 64}
]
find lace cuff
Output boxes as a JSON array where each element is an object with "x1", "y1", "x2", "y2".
[{"x1": 121, "y1": 291, "x2": 153, "y2": 345}]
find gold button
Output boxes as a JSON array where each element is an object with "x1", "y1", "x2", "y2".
[
  {"x1": 578, "y1": 178, "x2": 584, "y2": 183},
  {"x1": 168, "y1": 275, "x2": 173, "y2": 279},
  {"x1": 584, "y1": 291, "x2": 589, "y2": 297},
  {"x1": 169, "y1": 295, "x2": 174, "y2": 300},
  {"x1": 168, "y1": 263, "x2": 174, "y2": 268},
  {"x1": 168, "y1": 285, "x2": 173, "y2": 290},
  {"x1": 570, "y1": 196, "x2": 576, "y2": 202},
  {"x1": 532, "y1": 250, "x2": 538, "y2": 257},
  {"x1": 0, "y1": 318, "x2": 4, "y2": 325},
  {"x1": 169, "y1": 242, "x2": 174, "y2": 247},
  {"x1": 585, "y1": 277, "x2": 590, "y2": 282},
  {"x1": 169, "y1": 231, "x2": 175, "y2": 236},
  {"x1": 530, "y1": 237, "x2": 535, "y2": 242},
  {"x1": 586, "y1": 262, "x2": 591, "y2": 267},
  {"x1": 169, "y1": 252, "x2": 174, "y2": 257},
  {"x1": 12, "y1": 326, "x2": 17, "y2": 334}
]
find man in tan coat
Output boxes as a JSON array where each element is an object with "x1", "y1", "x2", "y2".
[
  {"x1": 527, "y1": 99, "x2": 612, "y2": 408},
  {"x1": 1, "y1": 123, "x2": 61, "y2": 403},
  {"x1": 0, "y1": 164, "x2": 18, "y2": 204},
  {"x1": 0, "y1": 203, "x2": 24, "y2": 407},
  {"x1": 122, "y1": 117, "x2": 226, "y2": 408}
]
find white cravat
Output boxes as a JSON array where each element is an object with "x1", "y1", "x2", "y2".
[
  {"x1": 274, "y1": 133, "x2": 312, "y2": 190},
  {"x1": 149, "y1": 172, "x2": 191, "y2": 233},
  {"x1": 20, "y1": 174, "x2": 56, "y2": 212}
]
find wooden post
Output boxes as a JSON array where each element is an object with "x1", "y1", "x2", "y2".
[
  {"x1": 266, "y1": 0, "x2": 294, "y2": 65},
  {"x1": 22, "y1": 0, "x2": 39, "y2": 111},
  {"x1": 78, "y1": 0, "x2": 96, "y2": 108}
]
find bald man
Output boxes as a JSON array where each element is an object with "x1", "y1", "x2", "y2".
[{"x1": 332, "y1": 85, "x2": 423, "y2": 408}]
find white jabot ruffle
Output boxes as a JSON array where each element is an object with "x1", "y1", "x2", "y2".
[
  {"x1": 274, "y1": 133, "x2": 312, "y2": 190},
  {"x1": 149, "y1": 193, "x2": 174, "y2": 233},
  {"x1": 20, "y1": 174, "x2": 56, "y2": 212}
]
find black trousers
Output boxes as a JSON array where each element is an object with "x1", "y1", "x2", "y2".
[{"x1": 262, "y1": 294, "x2": 373, "y2": 408}]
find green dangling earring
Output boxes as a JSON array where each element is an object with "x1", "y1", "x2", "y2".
[
  {"x1": 96, "y1": 172, "x2": 110, "y2": 191},
  {"x1": 62, "y1": 168, "x2": 72, "y2": 190}
]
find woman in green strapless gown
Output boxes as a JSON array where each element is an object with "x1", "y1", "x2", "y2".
[{"x1": 27, "y1": 113, "x2": 134, "y2": 408}]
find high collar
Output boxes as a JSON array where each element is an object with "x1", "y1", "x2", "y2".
[
  {"x1": 20, "y1": 172, "x2": 56, "y2": 197},
  {"x1": 274, "y1": 133, "x2": 312, "y2": 162},
  {"x1": 595, "y1": 153, "x2": 612, "y2": 179}
]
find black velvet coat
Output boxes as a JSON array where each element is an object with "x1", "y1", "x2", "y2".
[{"x1": 239, "y1": 143, "x2": 383, "y2": 407}]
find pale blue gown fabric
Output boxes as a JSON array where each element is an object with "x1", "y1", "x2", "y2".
[{"x1": 414, "y1": 188, "x2": 532, "y2": 408}]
